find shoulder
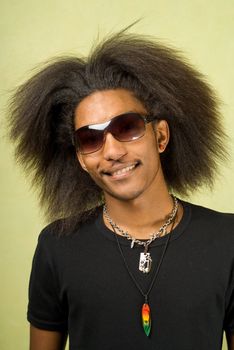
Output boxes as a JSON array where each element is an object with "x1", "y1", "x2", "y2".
[
  {"x1": 39, "y1": 206, "x2": 103, "y2": 240},
  {"x1": 187, "y1": 201, "x2": 234, "y2": 225},
  {"x1": 188, "y1": 201, "x2": 234, "y2": 217},
  {"x1": 33, "y1": 214, "x2": 102, "y2": 271},
  {"x1": 37, "y1": 213, "x2": 100, "y2": 250},
  {"x1": 182, "y1": 200, "x2": 234, "y2": 243}
]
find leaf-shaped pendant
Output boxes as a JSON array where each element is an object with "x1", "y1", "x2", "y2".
[{"x1": 142, "y1": 303, "x2": 151, "y2": 336}]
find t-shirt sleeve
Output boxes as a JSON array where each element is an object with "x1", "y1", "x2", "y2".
[
  {"x1": 224, "y1": 267, "x2": 234, "y2": 334},
  {"x1": 27, "y1": 228, "x2": 68, "y2": 332}
]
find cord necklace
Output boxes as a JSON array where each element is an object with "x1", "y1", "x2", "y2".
[{"x1": 111, "y1": 217, "x2": 176, "y2": 337}]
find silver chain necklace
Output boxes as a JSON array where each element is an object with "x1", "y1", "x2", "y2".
[{"x1": 103, "y1": 195, "x2": 178, "y2": 274}]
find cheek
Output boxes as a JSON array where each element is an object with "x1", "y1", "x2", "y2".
[
  {"x1": 77, "y1": 154, "x2": 99, "y2": 175},
  {"x1": 142, "y1": 132, "x2": 159, "y2": 159},
  {"x1": 76, "y1": 152, "x2": 89, "y2": 172}
]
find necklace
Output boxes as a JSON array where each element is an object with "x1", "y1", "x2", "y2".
[
  {"x1": 112, "y1": 216, "x2": 176, "y2": 337},
  {"x1": 103, "y1": 195, "x2": 178, "y2": 273}
]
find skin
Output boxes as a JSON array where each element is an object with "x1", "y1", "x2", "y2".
[
  {"x1": 30, "y1": 88, "x2": 234, "y2": 349},
  {"x1": 29, "y1": 325, "x2": 67, "y2": 350},
  {"x1": 76, "y1": 88, "x2": 183, "y2": 238},
  {"x1": 227, "y1": 333, "x2": 234, "y2": 350}
]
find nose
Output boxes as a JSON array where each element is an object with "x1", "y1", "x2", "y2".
[{"x1": 102, "y1": 132, "x2": 127, "y2": 161}]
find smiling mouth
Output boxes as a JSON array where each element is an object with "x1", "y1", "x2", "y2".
[{"x1": 104, "y1": 163, "x2": 140, "y2": 177}]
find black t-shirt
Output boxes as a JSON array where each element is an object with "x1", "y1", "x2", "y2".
[{"x1": 28, "y1": 201, "x2": 234, "y2": 349}]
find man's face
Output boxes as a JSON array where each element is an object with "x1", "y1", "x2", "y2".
[{"x1": 74, "y1": 89, "x2": 168, "y2": 203}]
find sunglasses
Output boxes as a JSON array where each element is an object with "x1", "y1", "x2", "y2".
[{"x1": 74, "y1": 112, "x2": 155, "y2": 154}]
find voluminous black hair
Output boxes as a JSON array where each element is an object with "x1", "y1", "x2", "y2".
[{"x1": 8, "y1": 31, "x2": 227, "y2": 233}]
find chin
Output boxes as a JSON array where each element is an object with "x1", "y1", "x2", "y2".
[{"x1": 104, "y1": 188, "x2": 145, "y2": 202}]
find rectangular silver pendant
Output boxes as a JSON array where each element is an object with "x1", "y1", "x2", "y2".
[{"x1": 139, "y1": 252, "x2": 152, "y2": 273}]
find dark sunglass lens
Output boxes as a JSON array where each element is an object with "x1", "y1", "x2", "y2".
[
  {"x1": 75, "y1": 128, "x2": 104, "y2": 154},
  {"x1": 111, "y1": 114, "x2": 145, "y2": 142}
]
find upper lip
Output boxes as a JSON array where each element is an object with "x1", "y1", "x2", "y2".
[{"x1": 101, "y1": 162, "x2": 139, "y2": 175}]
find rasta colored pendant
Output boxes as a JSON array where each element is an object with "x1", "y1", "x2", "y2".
[{"x1": 142, "y1": 302, "x2": 151, "y2": 336}]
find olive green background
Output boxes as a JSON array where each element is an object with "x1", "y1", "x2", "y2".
[{"x1": 0, "y1": 1, "x2": 233, "y2": 349}]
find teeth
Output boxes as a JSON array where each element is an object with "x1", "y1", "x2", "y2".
[{"x1": 112, "y1": 164, "x2": 136, "y2": 176}]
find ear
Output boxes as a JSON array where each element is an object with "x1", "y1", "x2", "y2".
[
  {"x1": 154, "y1": 120, "x2": 170, "y2": 153},
  {"x1": 77, "y1": 152, "x2": 88, "y2": 172}
]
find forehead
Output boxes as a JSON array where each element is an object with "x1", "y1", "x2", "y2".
[{"x1": 74, "y1": 89, "x2": 146, "y2": 129}]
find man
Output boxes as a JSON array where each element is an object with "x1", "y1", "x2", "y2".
[{"x1": 8, "y1": 31, "x2": 234, "y2": 349}]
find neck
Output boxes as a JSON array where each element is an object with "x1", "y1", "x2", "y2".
[{"x1": 103, "y1": 190, "x2": 181, "y2": 240}]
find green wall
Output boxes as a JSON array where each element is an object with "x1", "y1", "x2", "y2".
[{"x1": 0, "y1": 1, "x2": 233, "y2": 349}]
